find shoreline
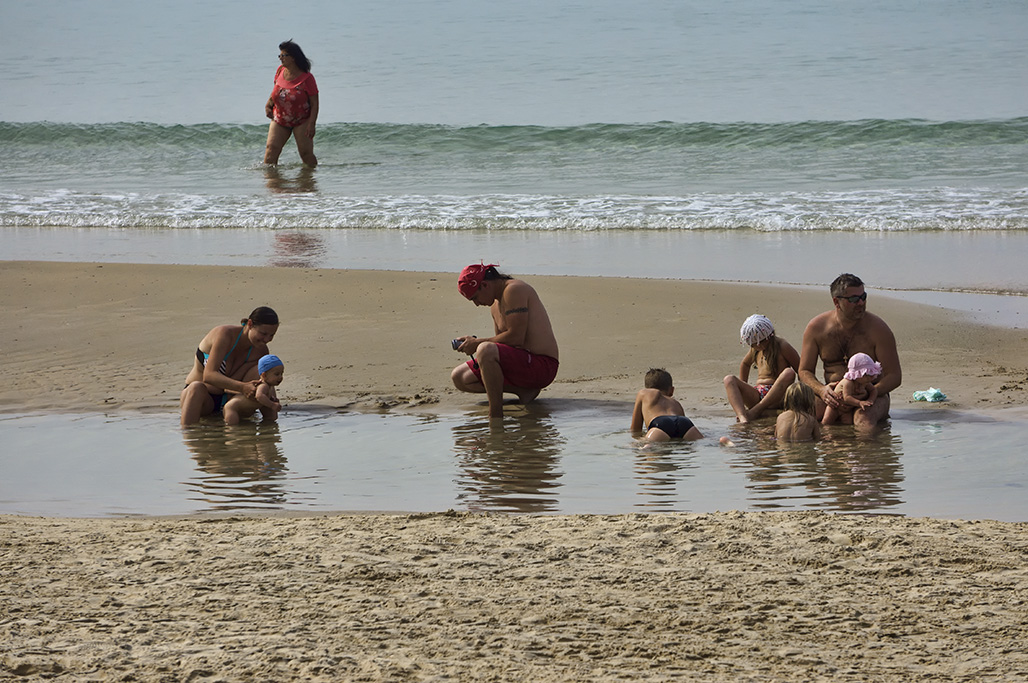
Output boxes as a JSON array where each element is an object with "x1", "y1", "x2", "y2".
[{"x1": 5, "y1": 228, "x2": 1028, "y2": 296}]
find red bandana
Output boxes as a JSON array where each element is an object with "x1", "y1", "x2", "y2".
[{"x1": 458, "y1": 263, "x2": 497, "y2": 299}]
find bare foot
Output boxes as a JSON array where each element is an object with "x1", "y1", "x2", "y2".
[{"x1": 719, "y1": 436, "x2": 736, "y2": 447}]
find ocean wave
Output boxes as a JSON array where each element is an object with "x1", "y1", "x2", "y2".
[
  {"x1": 3, "y1": 189, "x2": 1026, "y2": 232},
  {"x1": 3, "y1": 117, "x2": 1027, "y2": 150}
]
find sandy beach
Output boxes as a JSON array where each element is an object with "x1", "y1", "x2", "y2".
[
  {"x1": 2, "y1": 261, "x2": 1026, "y2": 415},
  {"x1": 2, "y1": 511, "x2": 1027, "y2": 681},
  {"x1": 3, "y1": 261, "x2": 1028, "y2": 680}
]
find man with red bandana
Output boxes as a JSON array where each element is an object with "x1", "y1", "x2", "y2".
[{"x1": 451, "y1": 264, "x2": 560, "y2": 418}]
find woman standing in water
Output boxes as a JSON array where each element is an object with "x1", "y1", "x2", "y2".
[
  {"x1": 180, "y1": 306, "x2": 279, "y2": 426},
  {"x1": 264, "y1": 40, "x2": 319, "y2": 167}
]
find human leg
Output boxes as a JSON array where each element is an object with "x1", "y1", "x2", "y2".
[
  {"x1": 472, "y1": 342, "x2": 506, "y2": 418},
  {"x1": 264, "y1": 122, "x2": 293, "y2": 165},
  {"x1": 451, "y1": 361, "x2": 485, "y2": 394},
  {"x1": 223, "y1": 396, "x2": 252, "y2": 425},
  {"x1": 821, "y1": 405, "x2": 837, "y2": 425},
  {"x1": 180, "y1": 381, "x2": 215, "y2": 426},
  {"x1": 853, "y1": 393, "x2": 891, "y2": 433},
  {"x1": 292, "y1": 119, "x2": 318, "y2": 167},
  {"x1": 645, "y1": 427, "x2": 671, "y2": 442},
  {"x1": 745, "y1": 368, "x2": 796, "y2": 421},
  {"x1": 723, "y1": 375, "x2": 761, "y2": 423}
]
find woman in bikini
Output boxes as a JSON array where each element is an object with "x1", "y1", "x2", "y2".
[
  {"x1": 180, "y1": 306, "x2": 279, "y2": 426},
  {"x1": 264, "y1": 40, "x2": 319, "y2": 167}
]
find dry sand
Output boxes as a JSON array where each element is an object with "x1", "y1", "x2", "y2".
[
  {"x1": 3, "y1": 511, "x2": 1027, "y2": 681},
  {"x1": 2, "y1": 261, "x2": 1028, "y2": 680}
]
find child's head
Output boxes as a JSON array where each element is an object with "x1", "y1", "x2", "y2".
[
  {"x1": 740, "y1": 314, "x2": 775, "y2": 348},
  {"x1": 844, "y1": 353, "x2": 881, "y2": 385},
  {"x1": 644, "y1": 368, "x2": 674, "y2": 394},
  {"x1": 783, "y1": 382, "x2": 816, "y2": 415},
  {"x1": 257, "y1": 354, "x2": 285, "y2": 386}
]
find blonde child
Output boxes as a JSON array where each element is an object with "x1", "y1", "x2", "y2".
[
  {"x1": 723, "y1": 314, "x2": 800, "y2": 423},
  {"x1": 224, "y1": 354, "x2": 284, "y2": 425},
  {"x1": 631, "y1": 368, "x2": 703, "y2": 441},
  {"x1": 822, "y1": 353, "x2": 881, "y2": 426},
  {"x1": 775, "y1": 382, "x2": 821, "y2": 442}
]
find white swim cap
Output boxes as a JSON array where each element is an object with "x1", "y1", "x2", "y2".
[{"x1": 740, "y1": 314, "x2": 775, "y2": 346}]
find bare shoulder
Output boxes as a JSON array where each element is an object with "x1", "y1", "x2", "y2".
[
  {"x1": 636, "y1": 387, "x2": 660, "y2": 401},
  {"x1": 506, "y1": 278, "x2": 533, "y2": 293},
  {"x1": 804, "y1": 310, "x2": 834, "y2": 336},
  {"x1": 864, "y1": 312, "x2": 896, "y2": 337}
]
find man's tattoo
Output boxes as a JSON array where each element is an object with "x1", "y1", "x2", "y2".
[{"x1": 505, "y1": 306, "x2": 529, "y2": 315}]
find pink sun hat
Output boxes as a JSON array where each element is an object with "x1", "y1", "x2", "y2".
[{"x1": 844, "y1": 353, "x2": 882, "y2": 380}]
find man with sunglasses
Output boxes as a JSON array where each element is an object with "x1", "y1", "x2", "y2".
[{"x1": 798, "y1": 273, "x2": 902, "y2": 431}]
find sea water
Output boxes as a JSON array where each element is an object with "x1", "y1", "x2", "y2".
[{"x1": 2, "y1": 406, "x2": 1025, "y2": 520}]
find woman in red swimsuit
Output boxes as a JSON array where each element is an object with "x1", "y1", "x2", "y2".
[{"x1": 264, "y1": 40, "x2": 319, "y2": 167}]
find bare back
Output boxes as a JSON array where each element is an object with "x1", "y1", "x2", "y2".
[
  {"x1": 490, "y1": 279, "x2": 559, "y2": 360},
  {"x1": 775, "y1": 410, "x2": 821, "y2": 442},
  {"x1": 631, "y1": 388, "x2": 685, "y2": 431}
]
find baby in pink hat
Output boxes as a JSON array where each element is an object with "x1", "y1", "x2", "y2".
[{"x1": 822, "y1": 352, "x2": 882, "y2": 426}]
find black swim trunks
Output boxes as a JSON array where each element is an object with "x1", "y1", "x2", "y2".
[{"x1": 647, "y1": 415, "x2": 696, "y2": 439}]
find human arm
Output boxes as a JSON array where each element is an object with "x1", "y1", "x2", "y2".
[
  {"x1": 798, "y1": 317, "x2": 842, "y2": 409},
  {"x1": 255, "y1": 384, "x2": 280, "y2": 410},
  {"x1": 305, "y1": 94, "x2": 319, "y2": 139},
  {"x1": 870, "y1": 318, "x2": 902, "y2": 396},
  {"x1": 736, "y1": 349, "x2": 754, "y2": 382},
  {"x1": 859, "y1": 384, "x2": 879, "y2": 411},
  {"x1": 201, "y1": 327, "x2": 259, "y2": 399},
  {"x1": 630, "y1": 392, "x2": 645, "y2": 432},
  {"x1": 780, "y1": 339, "x2": 801, "y2": 373},
  {"x1": 266, "y1": 66, "x2": 281, "y2": 119}
]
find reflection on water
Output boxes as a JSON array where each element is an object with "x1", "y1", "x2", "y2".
[
  {"x1": 264, "y1": 165, "x2": 318, "y2": 194},
  {"x1": 2, "y1": 408, "x2": 1026, "y2": 519},
  {"x1": 727, "y1": 424, "x2": 905, "y2": 513},
  {"x1": 264, "y1": 166, "x2": 326, "y2": 268},
  {"x1": 632, "y1": 441, "x2": 701, "y2": 511},
  {"x1": 451, "y1": 415, "x2": 566, "y2": 512},
  {"x1": 269, "y1": 231, "x2": 327, "y2": 268},
  {"x1": 181, "y1": 421, "x2": 315, "y2": 512}
]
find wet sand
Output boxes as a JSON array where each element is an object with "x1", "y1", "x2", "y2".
[
  {"x1": 2, "y1": 261, "x2": 1028, "y2": 680},
  {"x1": 2, "y1": 260, "x2": 1026, "y2": 415}
]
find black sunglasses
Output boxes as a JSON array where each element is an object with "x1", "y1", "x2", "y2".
[{"x1": 837, "y1": 292, "x2": 868, "y2": 303}]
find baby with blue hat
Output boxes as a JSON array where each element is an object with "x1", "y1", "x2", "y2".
[{"x1": 223, "y1": 354, "x2": 285, "y2": 424}]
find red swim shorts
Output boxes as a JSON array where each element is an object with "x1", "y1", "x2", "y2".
[{"x1": 466, "y1": 344, "x2": 559, "y2": 390}]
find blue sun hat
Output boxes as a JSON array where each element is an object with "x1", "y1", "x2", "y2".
[{"x1": 258, "y1": 354, "x2": 283, "y2": 374}]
